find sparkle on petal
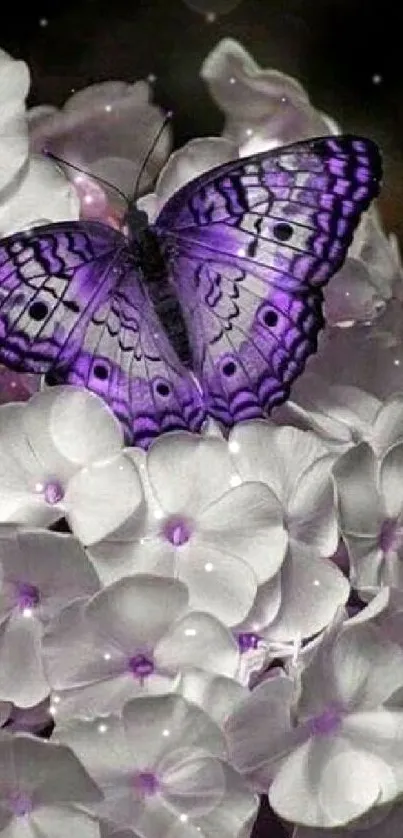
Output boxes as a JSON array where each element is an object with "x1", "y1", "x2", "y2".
[{"x1": 162, "y1": 516, "x2": 193, "y2": 546}]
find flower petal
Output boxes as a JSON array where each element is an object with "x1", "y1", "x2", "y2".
[
  {"x1": 177, "y1": 542, "x2": 257, "y2": 625},
  {"x1": 146, "y1": 433, "x2": 236, "y2": 516},
  {"x1": 87, "y1": 575, "x2": 188, "y2": 652},
  {"x1": 266, "y1": 549, "x2": 349, "y2": 643},
  {"x1": 380, "y1": 441, "x2": 403, "y2": 518},
  {"x1": 0, "y1": 613, "x2": 48, "y2": 706},
  {"x1": 65, "y1": 453, "x2": 144, "y2": 545},
  {"x1": 198, "y1": 482, "x2": 287, "y2": 583},
  {"x1": 333, "y1": 442, "x2": 382, "y2": 535},
  {"x1": 155, "y1": 611, "x2": 239, "y2": 677}
]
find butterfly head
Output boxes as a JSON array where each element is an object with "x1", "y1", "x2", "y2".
[{"x1": 125, "y1": 203, "x2": 150, "y2": 243}]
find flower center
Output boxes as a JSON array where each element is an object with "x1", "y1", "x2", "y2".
[
  {"x1": 162, "y1": 516, "x2": 193, "y2": 546},
  {"x1": 309, "y1": 704, "x2": 343, "y2": 736},
  {"x1": 133, "y1": 771, "x2": 159, "y2": 796},
  {"x1": 237, "y1": 632, "x2": 262, "y2": 653},
  {"x1": 16, "y1": 582, "x2": 40, "y2": 613},
  {"x1": 9, "y1": 792, "x2": 33, "y2": 817},
  {"x1": 379, "y1": 518, "x2": 403, "y2": 554},
  {"x1": 128, "y1": 653, "x2": 154, "y2": 679},
  {"x1": 43, "y1": 480, "x2": 64, "y2": 505}
]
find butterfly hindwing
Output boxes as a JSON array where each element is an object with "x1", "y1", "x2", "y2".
[
  {"x1": 155, "y1": 135, "x2": 382, "y2": 424},
  {"x1": 0, "y1": 220, "x2": 205, "y2": 447}
]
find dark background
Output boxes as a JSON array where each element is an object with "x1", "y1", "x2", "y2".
[{"x1": 2, "y1": 1, "x2": 401, "y2": 835}]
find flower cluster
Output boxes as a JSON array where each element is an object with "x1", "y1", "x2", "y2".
[{"x1": 0, "y1": 36, "x2": 402, "y2": 838}]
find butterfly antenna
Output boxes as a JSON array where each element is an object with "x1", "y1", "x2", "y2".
[
  {"x1": 132, "y1": 110, "x2": 173, "y2": 201},
  {"x1": 43, "y1": 149, "x2": 130, "y2": 206}
]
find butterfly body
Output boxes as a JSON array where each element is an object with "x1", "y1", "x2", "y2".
[{"x1": 0, "y1": 135, "x2": 382, "y2": 447}]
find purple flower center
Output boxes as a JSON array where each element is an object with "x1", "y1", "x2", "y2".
[
  {"x1": 128, "y1": 653, "x2": 154, "y2": 679},
  {"x1": 133, "y1": 771, "x2": 159, "y2": 796},
  {"x1": 162, "y1": 516, "x2": 193, "y2": 546},
  {"x1": 379, "y1": 518, "x2": 403, "y2": 554},
  {"x1": 9, "y1": 792, "x2": 33, "y2": 817},
  {"x1": 309, "y1": 705, "x2": 343, "y2": 736},
  {"x1": 43, "y1": 480, "x2": 64, "y2": 505},
  {"x1": 237, "y1": 632, "x2": 262, "y2": 653},
  {"x1": 16, "y1": 582, "x2": 40, "y2": 612}
]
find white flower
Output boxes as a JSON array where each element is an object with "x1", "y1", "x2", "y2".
[
  {"x1": 43, "y1": 574, "x2": 239, "y2": 720},
  {"x1": 0, "y1": 48, "x2": 78, "y2": 236},
  {"x1": 0, "y1": 526, "x2": 99, "y2": 707},
  {"x1": 227, "y1": 421, "x2": 349, "y2": 642},
  {"x1": 29, "y1": 78, "x2": 171, "y2": 224},
  {"x1": 0, "y1": 729, "x2": 102, "y2": 838},
  {"x1": 55, "y1": 693, "x2": 258, "y2": 838},
  {"x1": 88, "y1": 431, "x2": 287, "y2": 626},
  {"x1": 226, "y1": 615, "x2": 403, "y2": 828},
  {"x1": 0, "y1": 386, "x2": 144, "y2": 544},
  {"x1": 201, "y1": 38, "x2": 335, "y2": 155},
  {"x1": 333, "y1": 441, "x2": 403, "y2": 592}
]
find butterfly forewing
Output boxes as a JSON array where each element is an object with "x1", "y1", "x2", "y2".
[
  {"x1": 155, "y1": 135, "x2": 382, "y2": 424},
  {"x1": 0, "y1": 220, "x2": 205, "y2": 448}
]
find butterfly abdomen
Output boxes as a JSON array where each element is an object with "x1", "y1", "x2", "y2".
[{"x1": 136, "y1": 228, "x2": 192, "y2": 366}]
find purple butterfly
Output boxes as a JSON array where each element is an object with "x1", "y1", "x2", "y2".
[{"x1": 0, "y1": 135, "x2": 382, "y2": 448}]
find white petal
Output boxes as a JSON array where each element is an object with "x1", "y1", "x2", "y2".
[
  {"x1": 21, "y1": 387, "x2": 123, "y2": 482},
  {"x1": 177, "y1": 542, "x2": 257, "y2": 625},
  {"x1": 155, "y1": 611, "x2": 239, "y2": 677},
  {"x1": 0, "y1": 156, "x2": 79, "y2": 236},
  {"x1": 87, "y1": 575, "x2": 188, "y2": 652},
  {"x1": 229, "y1": 422, "x2": 328, "y2": 504},
  {"x1": 161, "y1": 752, "x2": 226, "y2": 816},
  {"x1": 178, "y1": 670, "x2": 246, "y2": 726},
  {"x1": 333, "y1": 443, "x2": 382, "y2": 535},
  {"x1": 65, "y1": 453, "x2": 144, "y2": 545},
  {"x1": 266, "y1": 550, "x2": 349, "y2": 643},
  {"x1": 146, "y1": 433, "x2": 235, "y2": 515},
  {"x1": 198, "y1": 482, "x2": 287, "y2": 583},
  {"x1": 194, "y1": 763, "x2": 258, "y2": 838},
  {"x1": 30, "y1": 807, "x2": 101, "y2": 838},
  {"x1": 371, "y1": 395, "x2": 403, "y2": 455},
  {"x1": 225, "y1": 675, "x2": 298, "y2": 773},
  {"x1": 0, "y1": 614, "x2": 48, "y2": 707},
  {"x1": 123, "y1": 694, "x2": 227, "y2": 769},
  {"x1": 7, "y1": 529, "x2": 100, "y2": 618},
  {"x1": 87, "y1": 535, "x2": 175, "y2": 586},
  {"x1": 54, "y1": 714, "x2": 134, "y2": 786},
  {"x1": 289, "y1": 455, "x2": 338, "y2": 555},
  {"x1": 380, "y1": 441, "x2": 403, "y2": 518},
  {"x1": 0, "y1": 730, "x2": 102, "y2": 804},
  {"x1": 269, "y1": 738, "x2": 383, "y2": 827},
  {"x1": 155, "y1": 137, "x2": 237, "y2": 205},
  {"x1": 0, "y1": 55, "x2": 29, "y2": 194}
]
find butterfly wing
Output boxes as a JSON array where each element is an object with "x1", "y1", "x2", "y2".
[
  {"x1": 0, "y1": 220, "x2": 205, "y2": 447},
  {"x1": 154, "y1": 135, "x2": 382, "y2": 424}
]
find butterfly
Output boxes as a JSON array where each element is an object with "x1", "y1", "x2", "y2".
[{"x1": 0, "y1": 134, "x2": 382, "y2": 449}]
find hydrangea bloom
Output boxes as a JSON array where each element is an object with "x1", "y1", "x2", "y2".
[
  {"x1": 88, "y1": 431, "x2": 288, "y2": 626},
  {"x1": 226, "y1": 610, "x2": 403, "y2": 827},
  {"x1": 0, "y1": 386, "x2": 143, "y2": 543},
  {"x1": 43, "y1": 575, "x2": 239, "y2": 720},
  {"x1": 0, "y1": 526, "x2": 99, "y2": 706},
  {"x1": 29, "y1": 79, "x2": 171, "y2": 224},
  {"x1": 0, "y1": 33, "x2": 402, "y2": 838}
]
